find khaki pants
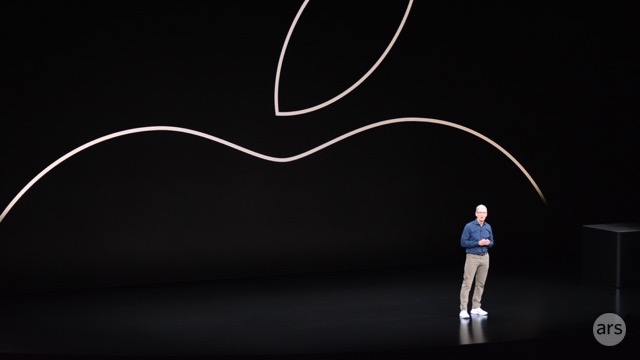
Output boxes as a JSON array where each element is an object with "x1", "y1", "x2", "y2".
[{"x1": 460, "y1": 253, "x2": 490, "y2": 312}]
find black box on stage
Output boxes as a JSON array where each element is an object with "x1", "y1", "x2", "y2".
[{"x1": 581, "y1": 223, "x2": 640, "y2": 288}]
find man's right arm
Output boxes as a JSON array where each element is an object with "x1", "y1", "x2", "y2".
[{"x1": 460, "y1": 224, "x2": 473, "y2": 248}]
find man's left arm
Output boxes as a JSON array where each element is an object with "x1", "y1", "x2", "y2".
[{"x1": 487, "y1": 225, "x2": 494, "y2": 247}]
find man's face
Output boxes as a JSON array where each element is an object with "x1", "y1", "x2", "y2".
[{"x1": 476, "y1": 210, "x2": 487, "y2": 222}]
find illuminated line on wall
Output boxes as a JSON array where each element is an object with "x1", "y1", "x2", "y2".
[
  {"x1": 274, "y1": 0, "x2": 413, "y2": 116},
  {"x1": 0, "y1": 117, "x2": 546, "y2": 224}
]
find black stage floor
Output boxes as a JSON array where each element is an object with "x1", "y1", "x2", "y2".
[{"x1": 0, "y1": 266, "x2": 637, "y2": 359}]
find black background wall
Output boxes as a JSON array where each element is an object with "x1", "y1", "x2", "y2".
[{"x1": 0, "y1": 1, "x2": 638, "y2": 292}]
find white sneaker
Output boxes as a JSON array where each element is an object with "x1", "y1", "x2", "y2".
[
  {"x1": 459, "y1": 310, "x2": 470, "y2": 319},
  {"x1": 470, "y1": 308, "x2": 488, "y2": 316}
]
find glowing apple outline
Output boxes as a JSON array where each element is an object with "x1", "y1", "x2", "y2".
[{"x1": 0, "y1": 0, "x2": 547, "y2": 225}]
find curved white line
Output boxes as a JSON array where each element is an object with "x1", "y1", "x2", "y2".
[
  {"x1": 0, "y1": 117, "x2": 546, "y2": 224},
  {"x1": 274, "y1": 0, "x2": 413, "y2": 117}
]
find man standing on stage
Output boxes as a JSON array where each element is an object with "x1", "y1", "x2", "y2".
[{"x1": 459, "y1": 204, "x2": 493, "y2": 319}]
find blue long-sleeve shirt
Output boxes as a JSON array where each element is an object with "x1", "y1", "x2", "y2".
[{"x1": 460, "y1": 220, "x2": 494, "y2": 255}]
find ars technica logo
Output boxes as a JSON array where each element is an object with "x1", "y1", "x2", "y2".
[{"x1": 593, "y1": 312, "x2": 626, "y2": 346}]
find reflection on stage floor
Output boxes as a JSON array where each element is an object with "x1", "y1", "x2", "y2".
[{"x1": 0, "y1": 266, "x2": 637, "y2": 359}]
